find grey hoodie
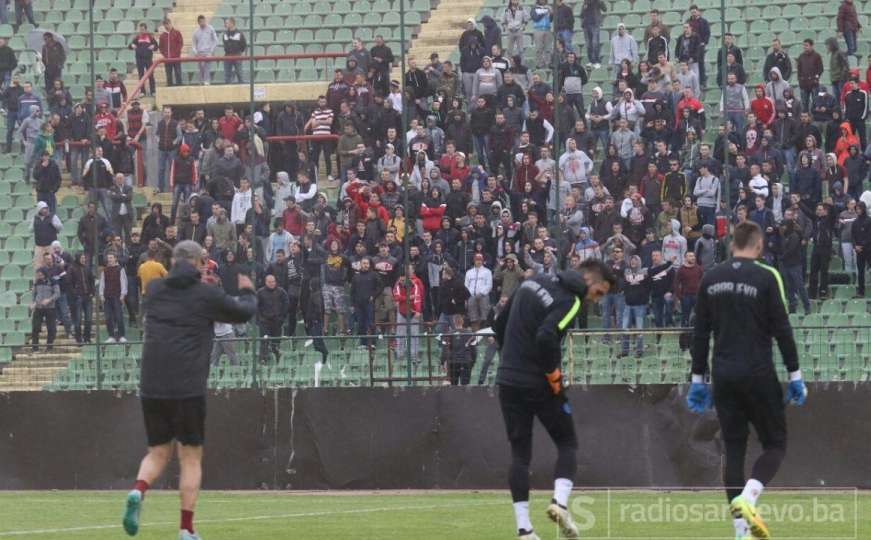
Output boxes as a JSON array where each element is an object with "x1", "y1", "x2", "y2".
[
  {"x1": 473, "y1": 65, "x2": 503, "y2": 97},
  {"x1": 693, "y1": 173, "x2": 721, "y2": 208},
  {"x1": 694, "y1": 223, "x2": 717, "y2": 270},
  {"x1": 273, "y1": 171, "x2": 293, "y2": 217},
  {"x1": 661, "y1": 219, "x2": 688, "y2": 266},
  {"x1": 32, "y1": 277, "x2": 60, "y2": 309},
  {"x1": 765, "y1": 67, "x2": 791, "y2": 103}
]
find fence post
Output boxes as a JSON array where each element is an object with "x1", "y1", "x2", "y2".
[{"x1": 567, "y1": 333, "x2": 574, "y2": 385}]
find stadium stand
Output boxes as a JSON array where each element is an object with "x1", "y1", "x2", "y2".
[{"x1": 0, "y1": 0, "x2": 868, "y2": 391}]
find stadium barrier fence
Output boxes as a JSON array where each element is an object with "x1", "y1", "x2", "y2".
[{"x1": 1, "y1": 325, "x2": 868, "y2": 391}]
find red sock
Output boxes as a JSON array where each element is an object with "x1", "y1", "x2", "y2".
[
  {"x1": 133, "y1": 479, "x2": 149, "y2": 499},
  {"x1": 181, "y1": 510, "x2": 194, "y2": 533}
]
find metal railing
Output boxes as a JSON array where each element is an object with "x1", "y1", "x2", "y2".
[{"x1": 0, "y1": 326, "x2": 868, "y2": 392}]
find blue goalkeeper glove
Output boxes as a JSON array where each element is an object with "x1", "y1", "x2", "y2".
[
  {"x1": 687, "y1": 377, "x2": 712, "y2": 414},
  {"x1": 785, "y1": 371, "x2": 808, "y2": 406}
]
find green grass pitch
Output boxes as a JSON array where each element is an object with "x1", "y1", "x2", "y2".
[{"x1": 0, "y1": 490, "x2": 867, "y2": 539}]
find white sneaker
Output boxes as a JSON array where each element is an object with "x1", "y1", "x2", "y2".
[
  {"x1": 179, "y1": 531, "x2": 202, "y2": 540},
  {"x1": 547, "y1": 502, "x2": 580, "y2": 539},
  {"x1": 118, "y1": 337, "x2": 128, "y2": 343},
  {"x1": 518, "y1": 530, "x2": 541, "y2": 540},
  {"x1": 105, "y1": 337, "x2": 116, "y2": 344},
  {"x1": 203, "y1": 81, "x2": 210, "y2": 86},
  {"x1": 585, "y1": 62, "x2": 592, "y2": 68},
  {"x1": 593, "y1": 63, "x2": 601, "y2": 69},
  {"x1": 304, "y1": 339, "x2": 313, "y2": 348}
]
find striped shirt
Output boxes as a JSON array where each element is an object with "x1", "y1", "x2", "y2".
[{"x1": 310, "y1": 108, "x2": 334, "y2": 136}]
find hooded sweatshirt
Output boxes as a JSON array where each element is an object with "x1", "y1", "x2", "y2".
[
  {"x1": 694, "y1": 224, "x2": 717, "y2": 270},
  {"x1": 765, "y1": 67, "x2": 791, "y2": 104},
  {"x1": 661, "y1": 219, "x2": 688, "y2": 266}
]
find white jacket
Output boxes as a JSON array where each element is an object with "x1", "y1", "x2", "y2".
[
  {"x1": 464, "y1": 265, "x2": 493, "y2": 296},
  {"x1": 230, "y1": 189, "x2": 253, "y2": 224}
]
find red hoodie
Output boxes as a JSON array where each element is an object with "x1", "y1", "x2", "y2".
[
  {"x1": 392, "y1": 274, "x2": 424, "y2": 316},
  {"x1": 834, "y1": 122, "x2": 859, "y2": 166}
]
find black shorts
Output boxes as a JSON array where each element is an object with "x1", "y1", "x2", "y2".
[
  {"x1": 141, "y1": 396, "x2": 207, "y2": 447},
  {"x1": 498, "y1": 384, "x2": 577, "y2": 449},
  {"x1": 713, "y1": 373, "x2": 786, "y2": 449}
]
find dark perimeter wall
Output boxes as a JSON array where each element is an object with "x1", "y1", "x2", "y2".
[{"x1": 0, "y1": 384, "x2": 868, "y2": 490}]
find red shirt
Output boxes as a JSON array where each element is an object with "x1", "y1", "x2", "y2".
[
  {"x1": 282, "y1": 207, "x2": 305, "y2": 236},
  {"x1": 751, "y1": 96, "x2": 775, "y2": 125},
  {"x1": 94, "y1": 110, "x2": 117, "y2": 139},
  {"x1": 218, "y1": 115, "x2": 242, "y2": 141}
]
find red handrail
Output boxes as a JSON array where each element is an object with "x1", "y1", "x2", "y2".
[{"x1": 118, "y1": 52, "x2": 347, "y2": 118}]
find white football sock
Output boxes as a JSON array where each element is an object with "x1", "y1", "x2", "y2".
[
  {"x1": 733, "y1": 517, "x2": 749, "y2": 536},
  {"x1": 742, "y1": 479, "x2": 764, "y2": 505},
  {"x1": 513, "y1": 501, "x2": 532, "y2": 532},
  {"x1": 553, "y1": 478, "x2": 573, "y2": 508}
]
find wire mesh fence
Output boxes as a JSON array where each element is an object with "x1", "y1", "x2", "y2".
[{"x1": 0, "y1": 325, "x2": 868, "y2": 391}]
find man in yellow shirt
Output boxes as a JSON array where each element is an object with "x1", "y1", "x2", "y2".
[{"x1": 137, "y1": 253, "x2": 168, "y2": 295}]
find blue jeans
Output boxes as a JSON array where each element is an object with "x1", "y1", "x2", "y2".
[
  {"x1": 698, "y1": 205, "x2": 716, "y2": 227},
  {"x1": 0, "y1": 2, "x2": 7, "y2": 24},
  {"x1": 36, "y1": 190, "x2": 56, "y2": 214},
  {"x1": 170, "y1": 183, "x2": 192, "y2": 222},
  {"x1": 557, "y1": 30, "x2": 574, "y2": 54},
  {"x1": 14, "y1": 1, "x2": 34, "y2": 25},
  {"x1": 583, "y1": 25, "x2": 601, "y2": 64},
  {"x1": 650, "y1": 295, "x2": 674, "y2": 328},
  {"x1": 591, "y1": 127, "x2": 609, "y2": 158},
  {"x1": 224, "y1": 60, "x2": 244, "y2": 83},
  {"x1": 565, "y1": 93, "x2": 585, "y2": 119},
  {"x1": 5, "y1": 114, "x2": 15, "y2": 148},
  {"x1": 782, "y1": 264, "x2": 810, "y2": 313},
  {"x1": 832, "y1": 81, "x2": 844, "y2": 103},
  {"x1": 125, "y1": 275, "x2": 139, "y2": 321},
  {"x1": 473, "y1": 134, "x2": 488, "y2": 169},
  {"x1": 725, "y1": 111, "x2": 745, "y2": 133},
  {"x1": 104, "y1": 296, "x2": 126, "y2": 339},
  {"x1": 157, "y1": 149, "x2": 174, "y2": 191},
  {"x1": 621, "y1": 304, "x2": 646, "y2": 354},
  {"x1": 600, "y1": 292, "x2": 625, "y2": 335},
  {"x1": 355, "y1": 301, "x2": 374, "y2": 346},
  {"x1": 55, "y1": 290, "x2": 72, "y2": 336},
  {"x1": 843, "y1": 31, "x2": 857, "y2": 56},
  {"x1": 679, "y1": 294, "x2": 696, "y2": 327},
  {"x1": 70, "y1": 294, "x2": 92, "y2": 343},
  {"x1": 800, "y1": 86, "x2": 818, "y2": 113}
]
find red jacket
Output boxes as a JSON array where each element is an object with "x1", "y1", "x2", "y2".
[
  {"x1": 158, "y1": 29, "x2": 183, "y2": 58},
  {"x1": 392, "y1": 275, "x2": 424, "y2": 316},
  {"x1": 751, "y1": 96, "x2": 775, "y2": 126},
  {"x1": 282, "y1": 207, "x2": 305, "y2": 236},
  {"x1": 420, "y1": 203, "x2": 446, "y2": 232},
  {"x1": 347, "y1": 181, "x2": 389, "y2": 224},
  {"x1": 674, "y1": 97, "x2": 704, "y2": 125},
  {"x1": 94, "y1": 110, "x2": 117, "y2": 139}
]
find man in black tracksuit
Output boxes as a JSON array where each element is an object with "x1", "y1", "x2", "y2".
[
  {"x1": 688, "y1": 221, "x2": 806, "y2": 540},
  {"x1": 257, "y1": 274, "x2": 288, "y2": 363},
  {"x1": 493, "y1": 261, "x2": 615, "y2": 540},
  {"x1": 124, "y1": 240, "x2": 256, "y2": 538},
  {"x1": 808, "y1": 203, "x2": 835, "y2": 299}
]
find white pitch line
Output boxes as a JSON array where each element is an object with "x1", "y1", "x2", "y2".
[{"x1": 0, "y1": 500, "x2": 504, "y2": 537}]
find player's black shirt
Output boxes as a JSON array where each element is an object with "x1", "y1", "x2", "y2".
[
  {"x1": 494, "y1": 272, "x2": 587, "y2": 390},
  {"x1": 691, "y1": 257, "x2": 799, "y2": 380}
]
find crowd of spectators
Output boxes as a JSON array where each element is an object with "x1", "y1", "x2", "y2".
[{"x1": 10, "y1": 2, "x2": 871, "y2": 372}]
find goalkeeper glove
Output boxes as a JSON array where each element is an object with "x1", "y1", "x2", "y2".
[
  {"x1": 785, "y1": 371, "x2": 808, "y2": 406},
  {"x1": 687, "y1": 376, "x2": 712, "y2": 414},
  {"x1": 545, "y1": 368, "x2": 563, "y2": 396}
]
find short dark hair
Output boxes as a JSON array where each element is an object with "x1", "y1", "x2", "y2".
[
  {"x1": 578, "y1": 259, "x2": 618, "y2": 290},
  {"x1": 732, "y1": 221, "x2": 763, "y2": 250},
  {"x1": 804, "y1": 38, "x2": 814, "y2": 46}
]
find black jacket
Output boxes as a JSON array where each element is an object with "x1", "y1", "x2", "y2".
[
  {"x1": 438, "y1": 276, "x2": 470, "y2": 316},
  {"x1": 33, "y1": 159, "x2": 61, "y2": 193},
  {"x1": 494, "y1": 271, "x2": 586, "y2": 389},
  {"x1": 141, "y1": 261, "x2": 256, "y2": 398},
  {"x1": 257, "y1": 285, "x2": 289, "y2": 323},
  {"x1": 350, "y1": 269, "x2": 379, "y2": 304},
  {"x1": 692, "y1": 257, "x2": 799, "y2": 379}
]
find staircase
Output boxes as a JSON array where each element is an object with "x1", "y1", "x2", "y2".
[
  {"x1": 122, "y1": 0, "x2": 225, "y2": 104},
  {"x1": 0, "y1": 340, "x2": 81, "y2": 391},
  {"x1": 405, "y1": 0, "x2": 486, "y2": 67}
]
